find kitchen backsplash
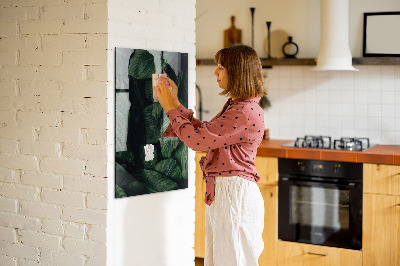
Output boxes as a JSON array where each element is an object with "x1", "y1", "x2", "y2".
[{"x1": 196, "y1": 65, "x2": 400, "y2": 145}]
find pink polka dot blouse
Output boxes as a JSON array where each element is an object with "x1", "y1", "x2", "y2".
[{"x1": 162, "y1": 97, "x2": 265, "y2": 205}]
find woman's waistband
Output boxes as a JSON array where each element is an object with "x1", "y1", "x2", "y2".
[{"x1": 215, "y1": 175, "x2": 247, "y2": 184}]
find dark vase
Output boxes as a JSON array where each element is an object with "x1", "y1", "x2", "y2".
[{"x1": 282, "y1": 36, "x2": 299, "y2": 58}]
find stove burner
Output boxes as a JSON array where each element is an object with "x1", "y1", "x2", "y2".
[
  {"x1": 333, "y1": 137, "x2": 370, "y2": 151},
  {"x1": 295, "y1": 135, "x2": 332, "y2": 149},
  {"x1": 286, "y1": 136, "x2": 372, "y2": 151}
]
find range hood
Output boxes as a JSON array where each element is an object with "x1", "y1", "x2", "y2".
[{"x1": 314, "y1": 0, "x2": 358, "y2": 71}]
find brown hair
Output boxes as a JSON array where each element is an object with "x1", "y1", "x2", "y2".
[{"x1": 214, "y1": 44, "x2": 266, "y2": 99}]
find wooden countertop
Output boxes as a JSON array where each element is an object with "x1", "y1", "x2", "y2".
[{"x1": 257, "y1": 139, "x2": 400, "y2": 165}]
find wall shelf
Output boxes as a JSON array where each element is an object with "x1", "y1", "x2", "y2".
[
  {"x1": 352, "y1": 57, "x2": 400, "y2": 65},
  {"x1": 196, "y1": 57, "x2": 400, "y2": 67}
]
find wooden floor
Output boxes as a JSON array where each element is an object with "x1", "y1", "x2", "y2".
[{"x1": 195, "y1": 257, "x2": 204, "y2": 266}]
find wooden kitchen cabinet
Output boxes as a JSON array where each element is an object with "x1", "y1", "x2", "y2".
[
  {"x1": 364, "y1": 163, "x2": 400, "y2": 196},
  {"x1": 255, "y1": 156, "x2": 278, "y2": 186},
  {"x1": 363, "y1": 193, "x2": 400, "y2": 266},
  {"x1": 258, "y1": 184, "x2": 278, "y2": 266},
  {"x1": 276, "y1": 241, "x2": 362, "y2": 266},
  {"x1": 195, "y1": 152, "x2": 207, "y2": 258},
  {"x1": 256, "y1": 156, "x2": 278, "y2": 266},
  {"x1": 363, "y1": 163, "x2": 400, "y2": 266}
]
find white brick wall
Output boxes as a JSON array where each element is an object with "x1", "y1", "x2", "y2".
[
  {"x1": 0, "y1": 226, "x2": 17, "y2": 243},
  {"x1": 64, "y1": 222, "x2": 85, "y2": 239},
  {"x1": 40, "y1": 249, "x2": 85, "y2": 266},
  {"x1": 0, "y1": 0, "x2": 108, "y2": 265},
  {"x1": 1, "y1": 0, "x2": 197, "y2": 264}
]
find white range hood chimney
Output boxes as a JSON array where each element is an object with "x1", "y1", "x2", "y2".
[{"x1": 314, "y1": 0, "x2": 358, "y2": 71}]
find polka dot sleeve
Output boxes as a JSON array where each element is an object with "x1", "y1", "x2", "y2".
[
  {"x1": 162, "y1": 104, "x2": 202, "y2": 138},
  {"x1": 165, "y1": 106, "x2": 249, "y2": 152}
]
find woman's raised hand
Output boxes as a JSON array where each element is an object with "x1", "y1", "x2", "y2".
[
  {"x1": 153, "y1": 77, "x2": 175, "y2": 114},
  {"x1": 160, "y1": 76, "x2": 180, "y2": 109}
]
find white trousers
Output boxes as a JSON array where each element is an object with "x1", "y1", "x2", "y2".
[{"x1": 205, "y1": 176, "x2": 265, "y2": 266}]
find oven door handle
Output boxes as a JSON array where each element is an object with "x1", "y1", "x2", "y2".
[{"x1": 280, "y1": 177, "x2": 357, "y2": 189}]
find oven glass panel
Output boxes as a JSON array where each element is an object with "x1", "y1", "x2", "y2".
[{"x1": 290, "y1": 186, "x2": 350, "y2": 243}]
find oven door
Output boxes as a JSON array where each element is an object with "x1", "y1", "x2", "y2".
[{"x1": 278, "y1": 176, "x2": 362, "y2": 250}]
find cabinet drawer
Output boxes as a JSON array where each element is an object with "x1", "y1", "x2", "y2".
[
  {"x1": 277, "y1": 241, "x2": 362, "y2": 266},
  {"x1": 364, "y1": 164, "x2": 400, "y2": 196}
]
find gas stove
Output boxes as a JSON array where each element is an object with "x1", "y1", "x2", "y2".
[{"x1": 283, "y1": 135, "x2": 373, "y2": 151}]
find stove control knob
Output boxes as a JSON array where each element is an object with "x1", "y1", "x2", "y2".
[
  {"x1": 334, "y1": 164, "x2": 341, "y2": 174},
  {"x1": 297, "y1": 161, "x2": 305, "y2": 171}
]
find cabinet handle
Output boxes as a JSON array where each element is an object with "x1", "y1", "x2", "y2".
[
  {"x1": 397, "y1": 204, "x2": 400, "y2": 207},
  {"x1": 307, "y1": 252, "x2": 328, "y2": 256}
]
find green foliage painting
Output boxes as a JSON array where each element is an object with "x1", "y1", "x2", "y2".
[{"x1": 115, "y1": 48, "x2": 188, "y2": 198}]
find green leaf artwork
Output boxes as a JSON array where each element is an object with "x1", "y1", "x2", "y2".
[
  {"x1": 125, "y1": 180, "x2": 147, "y2": 196},
  {"x1": 128, "y1": 49, "x2": 156, "y2": 79},
  {"x1": 154, "y1": 158, "x2": 182, "y2": 182},
  {"x1": 143, "y1": 103, "x2": 163, "y2": 144},
  {"x1": 173, "y1": 143, "x2": 188, "y2": 180},
  {"x1": 143, "y1": 169, "x2": 178, "y2": 193},
  {"x1": 115, "y1": 185, "x2": 127, "y2": 198},
  {"x1": 115, "y1": 48, "x2": 188, "y2": 199},
  {"x1": 115, "y1": 151, "x2": 135, "y2": 167},
  {"x1": 160, "y1": 137, "x2": 180, "y2": 158},
  {"x1": 143, "y1": 79, "x2": 154, "y2": 102}
]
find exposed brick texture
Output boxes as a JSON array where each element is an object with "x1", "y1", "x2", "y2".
[
  {"x1": 1, "y1": 0, "x2": 197, "y2": 264},
  {"x1": 0, "y1": 1, "x2": 108, "y2": 264}
]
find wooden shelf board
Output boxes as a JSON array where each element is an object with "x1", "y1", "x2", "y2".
[
  {"x1": 196, "y1": 57, "x2": 400, "y2": 67},
  {"x1": 352, "y1": 57, "x2": 400, "y2": 65}
]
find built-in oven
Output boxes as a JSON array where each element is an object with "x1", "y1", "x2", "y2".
[{"x1": 278, "y1": 158, "x2": 363, "y2": 250}]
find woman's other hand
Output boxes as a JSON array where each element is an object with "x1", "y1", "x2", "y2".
[{"x1": 153, "y1": 79, "x2": 175, "y2": 114}]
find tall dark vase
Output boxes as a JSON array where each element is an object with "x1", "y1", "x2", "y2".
[
  {"x1": 266, "y1": 21, "x2": 272, "y2": 58},
  {"x1": 250, "y1": 7, "x2": 255, "y2": 48}
]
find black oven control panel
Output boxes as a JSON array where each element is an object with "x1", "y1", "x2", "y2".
[{"x1": 279, "y1": 158, "x2": 362, "y2": 180}]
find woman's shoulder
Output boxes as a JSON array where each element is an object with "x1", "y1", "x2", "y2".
[{"x1": 232, "y1": 97, "x2": 262, "y2": 111}]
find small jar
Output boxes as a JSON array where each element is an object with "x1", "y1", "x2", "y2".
[{"x1": 264, "y1": 129, "x2": 270, "y2": 140}]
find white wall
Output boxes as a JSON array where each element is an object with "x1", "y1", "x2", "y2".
[
  {"x1": 197, "y1": 64, "x2": 400, "y2": 145},
  {"x1": 196, "y1": 0, "x2": 400, "y2": 58},
  {"x1": 107, "y1": 1, "x2": 197, "y2": 266},
  {"x1": 196, "y1": 0, "x2": 400, "y2": 145},
  {"x1": 196, "y1": 0, "x2": 319, "y2": 59},
  {"x1": 265, "y1": 65, "x2": 400, "y2": 144}
]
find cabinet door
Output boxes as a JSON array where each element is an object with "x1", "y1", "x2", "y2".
[
  {"x1": 255, "y1": 156, "x2": 278, "y2": 186},
  {"x1": 195, "y1": 152, "x2": 207, "y2": 258},
  {"x1": 364, "y1": 164, "x2": 400, "y2": 196},
  {"x1": 277, "y1": 241, "x2": 362, "y2": 266},
  {"x1": 363, "y1": 193, "x2": 400, "y2": 266},
  {"x1": 259, "y1": 185, "x2": 278, "y2": 266}
]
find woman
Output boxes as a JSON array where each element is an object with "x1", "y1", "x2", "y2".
[{"x1": 154, "y1": 44, "x2": 266, "y2": 266}]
